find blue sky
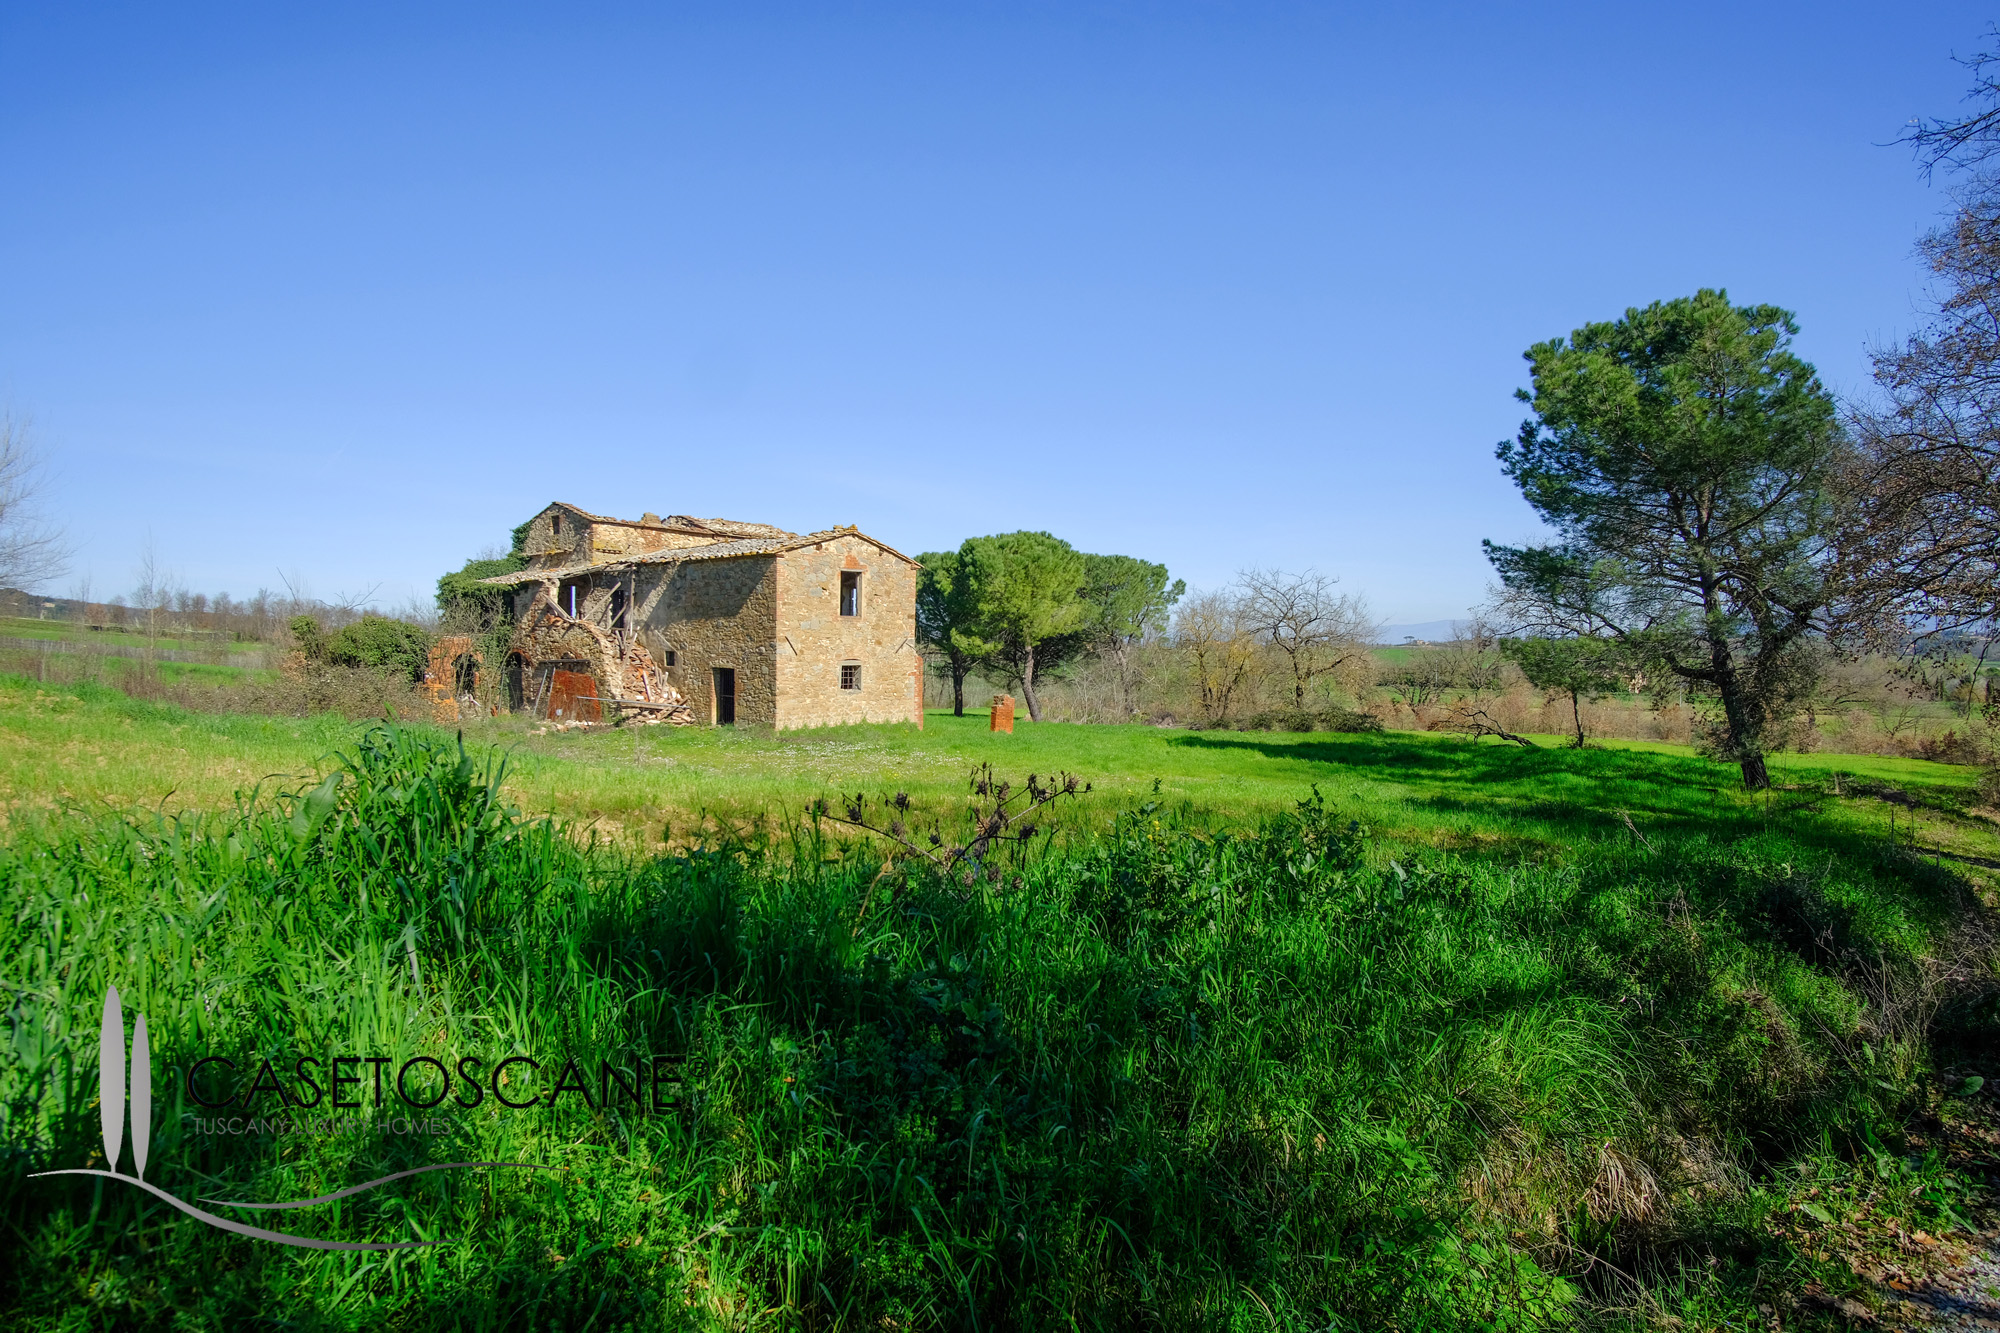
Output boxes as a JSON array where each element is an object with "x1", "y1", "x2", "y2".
[{"x1": 1, "y1": 2, "x2": 1990, "y2": 620}]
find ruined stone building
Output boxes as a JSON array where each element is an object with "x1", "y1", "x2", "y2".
[{"x1": 477, "y1": 503, "x2": 922, "y2": 730}]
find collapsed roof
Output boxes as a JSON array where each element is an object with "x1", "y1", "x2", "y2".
[{"x1": 477, "y1": 503, "x2": 917, "y2": 586}]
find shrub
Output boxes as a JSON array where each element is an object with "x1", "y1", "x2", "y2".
[
  {"x1": 322, "y1": 614, "x2": 434, "y2": 682},
  {"x1": 436, "y1": 553, "x2": 526, "y2": 628},
  {"x1": 287, "y1": 613, "x2": 326, "y2": 659},
  {"x1": 1915, "y1": 728, "x2": 1992, "y2": 765},
  {"x1": 1232, "y1": 706, "x2": 1383, "y2": 734}
]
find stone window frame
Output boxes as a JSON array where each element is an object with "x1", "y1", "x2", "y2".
[
  {"x1": 839, "y1": 570, "x2": 861, "y2": 617},
  {"x1": 839, "y1": 662, "x2": 862, "y2": 691}
]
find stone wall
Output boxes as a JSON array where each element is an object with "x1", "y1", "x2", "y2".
[
  {"x1": 506, "y1": 584, "x2": 616, "y2": 715},
  {"x1": 500, "y1": 513, "x2": 919, "y2": 732},
  {"x1": 424, "y1": 635, "x2": 480, "y2": 723},
  {"x1": 773, "y1": 534, "x2": 921, "y2": 730},
  {"x1": 634, "y1": 556, "x2": 780, "y2": 728},
  {"x1": 517, "y1": 506, "x2": 591, "y2": 569},
  {"x1": 586, "y1": 521, "x2": 718, "y2": 559},
  {"x1": 517, "y1": 505, "x2": 724, "y2": 575}
]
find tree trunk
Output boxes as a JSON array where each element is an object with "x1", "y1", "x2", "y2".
[
  {"x1": 1570, "y1": 689, "x2": 1586, "y2": 748},
  {"x1": 950, "y1": 653, "x2": 967, "y2": 717},
  {"x1": 1019, "y1": 644, "x2": 1042, "y2": 722},
  {"x1": 1706, "y1": 633, "x2": 1770, "y2": 791}
]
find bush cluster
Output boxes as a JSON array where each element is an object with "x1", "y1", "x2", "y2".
[
  {"x1": 290, "y1": 613, "x2": 434, "y2": 682},
  {"x1": 1227, "y1": 706, "x2": 1383, "y2": 734}
]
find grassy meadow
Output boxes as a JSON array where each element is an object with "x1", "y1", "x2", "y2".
[
  {"x1": 0, "y1": 675, "x2": 1991, "y2": 863},
  {"x1": 0, "y1": 617, "x2": 252, "y2": 654},
  {"x1": 2, "y1": 673, "x2": 1998, "y2": 1329}
]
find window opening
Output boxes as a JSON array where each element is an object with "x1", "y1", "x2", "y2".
[
  {"x1": 839, "y1": 571, "x2": 860, "y2": 616},
  {"x1": 662, "y1": 649, "x2": 677, "y2": 667},
  {"x1": 840, "y1": 663, "x2": 861, "y2": 691},
  {"x1": 610, "y1": 583, "x2": 627, "y2": 629},
  {"x1": 551, "y1": 512, "x2": 562, "y2": 537}
]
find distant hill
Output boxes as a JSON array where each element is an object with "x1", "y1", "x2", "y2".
[
  {"x1": 0, "y1": 588, "x2": 68, "y2": 619},
  {"x1": 1376, "y1": 619, "x2": 1463, "y2": 645}
]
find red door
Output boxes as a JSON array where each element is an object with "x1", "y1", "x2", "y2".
[{"x1": 546, "y1": 669, "x2": 602, "y2": 722}]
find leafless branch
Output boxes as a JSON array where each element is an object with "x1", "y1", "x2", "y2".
[
  {"x1": 1236, "y1": 568, "x2": 1379, "y2": 710},
  {"x1": 1895, "y1": 27, "x2": 2000, "y2": 181},
  {"x1": 1435, "y1": 700, "x2": 1536, "y2": 747},
  {"x1": 0, "y1": 413, "x2": 70, "y2": 590},
  {"x1": 816, "y1": 763, "x2": 1088, "y2": 878}
]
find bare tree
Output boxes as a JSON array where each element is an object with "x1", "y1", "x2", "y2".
[
  {"x1": 131, "y1": 537, "x2": 184, "y2": 668},
  {"x1": 0, "y1": 415, "x2": 69, "y2": 590},
  {"x1": 1173, "y1": 589, "x2": 1259, "y2": 726},
  {"x1": 1380, "y1": 620, "x2": 1510, "y2": 710},
  {"x1": 1235, "y1": 568, "x2": 1379, "y2": 709},
  {"x1": 1840, "y1": 30, "x2": 2000, "y2": 648},
  {"x1": 67, "y1": 573, "x2": 96, "y2": 629},
  {"x1": 1842, "y1": 205, "x2": 2000, "y2": 644},
  {"x1": 1896, "y1": 25, "x2": 2000, "y2": 181}
]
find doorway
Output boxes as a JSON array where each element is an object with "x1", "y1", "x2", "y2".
[
  {"x1": 547, "y1": 669, "x2": 602, "y2": 723},
  {"x1": 712, "y1": 667, "x2": 736, "y2": 725}
]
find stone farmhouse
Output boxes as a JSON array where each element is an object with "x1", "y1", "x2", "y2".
[{"x1": 476, "y1": 503, "x2": 922, "y2": 730}]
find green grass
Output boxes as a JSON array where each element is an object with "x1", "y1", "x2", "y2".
[
  {"x1": 1, "y1": 685, "x2": 1996, "y2": 1328},
  {"x1": 3, "y1": 679, "x2": 1987, "y2": 870},
  {"x1": 0, "y1": 617, "x2": 256, "y2": 654}
]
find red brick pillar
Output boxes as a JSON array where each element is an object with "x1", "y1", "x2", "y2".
[{"x1": 989, "y1": 694, "x2": 1014, "y2": 733}]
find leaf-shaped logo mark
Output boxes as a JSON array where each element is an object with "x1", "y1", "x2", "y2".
[
  {"x1": 42, "y1": 984, "x2": 543, "y2": 1249},
  {"x1": 131, "y1": 1013, "x2": 151, "y2": 1181},
  {"x1": 99, "y1": 987, "x2": 123, "y2": 1176}
]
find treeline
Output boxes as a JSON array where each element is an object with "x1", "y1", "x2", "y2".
[
  {"x1": 1369, "y1": 627, "x2": 1994, "y2": 764},
  {"x1": 917, "y1": 544, "x2": 1389, "y2": 729},
  {"x1": 915, "y1": 533, "x2": 1183, "y2": 722},
  {"x1": 19, "y1": 586, "x2": 383, "y2": 645},
  {"x1": 917, "y1": 538, "x2": 1996, "y2": 773}
]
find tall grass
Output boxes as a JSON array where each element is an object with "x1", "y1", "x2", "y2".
[{"x1": 1, "y1": 728, "x2": 1993, "y2": 1329}]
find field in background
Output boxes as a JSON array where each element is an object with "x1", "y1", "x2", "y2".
[
  {"x1": 0, "y1": 615, "x2": 261, "y2": 655},
  {"x1": 2, "y1": 675, "x2": 1994, "y2": 884},
  {"x1": 0, "y1": 613, "x2": 1988, "y2": 769}
]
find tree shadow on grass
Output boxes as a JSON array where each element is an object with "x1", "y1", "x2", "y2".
[
  {"x1": 1169, "y1": 730, "x2": 1985, "y2": 944},
  {"x1": 1168, "y1": 731, "x2": 1740, "y2": 825}
]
